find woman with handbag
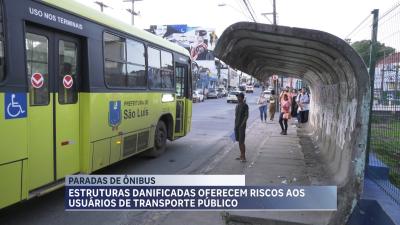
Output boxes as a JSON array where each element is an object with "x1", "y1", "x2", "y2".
[
  {"x1": 257, "y1": 93, "x2": 268, "y2": 122},
  {"x1": 279, "y1": 93, "x2": 291, "y2": 135}
]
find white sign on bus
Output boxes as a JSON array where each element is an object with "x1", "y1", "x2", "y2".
[{"x1": 29, "y1": 7, "x2": 83, "y2": 30}]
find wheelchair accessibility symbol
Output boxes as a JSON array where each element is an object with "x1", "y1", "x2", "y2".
[{"x1": 5, "y1": 93, "x2": 27, "y2": 119}]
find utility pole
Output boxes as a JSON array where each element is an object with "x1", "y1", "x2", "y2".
[
  {"x1": 95, "y1": 1, "x2": 109, "y2": 12},
  {"x1": 261, "y1": 0, "x2": 277, "y2": 25},
  {"x1": 396, "y1": 65, "x2": 399, "y2": 94},
  {"x1": 124, "y1": 0, "x2": 142, "y2": 25},
  {"x1": 273, "y1": 76, "x2": 279, "y2": 112},
  {"x1": 227, "y1": 66, "x2": 231, "y2": 90},
  {"x1": 366, "y1": 8, "x2": 379, "y2": 167},
  {"x1": 273, "y1": 0, "x2": 277, "y2": 25}
]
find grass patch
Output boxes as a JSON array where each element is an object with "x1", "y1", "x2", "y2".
[{"x1": 371, "y1": 119, "x2": 400, "y2": 189}]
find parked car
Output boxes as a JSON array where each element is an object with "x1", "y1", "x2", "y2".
[
  {"x1": 196, "y1": 88, "x2": 208, "y2": 99},
  {"x1": 192, "y1": 90, "x2": 204, "y2": 103},
  {"x1": 246, "y1": 85, "x2": 254, "y2": 93},
  {"x1": 207, "y1": 88, "x2": 219, "y2": 99},
  {"x1": 217, "y1": 87, "x2": 227, "y2": 97},
  {"x1": 227, "y1": 91, "x2": 246, "y2": 103},
  {"x1": 216, "y1": 89, "x2": 224, "y2": 98}
]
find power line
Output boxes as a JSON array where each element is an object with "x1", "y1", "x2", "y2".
[
  {"x1": 345, "y1": 13, "x2": 371, "y2": 39},
  {"x1": 242, "y1": 0, "x2": 257, "y2": 22},
  {"x1": 234, "y1": 0, "x2": 253, "y2": 21},
  {"x1": 378, "y1": 1, "x2": 400, "y2": 21},
  {"x1": 218, "y1": 2, "x2": 253, "y2": 21},
  {"x1": 247, "y1": 0, "x2": 258, "y2": 21},
  {"x1": 261, "y1": 13, "x2": 273, "y2": 24},
  {"x1": 377, "y1": 7, "x2": 400, "y2": 27}
]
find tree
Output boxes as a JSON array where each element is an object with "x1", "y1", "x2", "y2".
[{"x1": 351, "y1": 40, "x2": 395, "y2": 67}]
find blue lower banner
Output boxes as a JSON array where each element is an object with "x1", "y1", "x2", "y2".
[{"x1": 65, "y1": 186, "x2": 336, "y2": 211}]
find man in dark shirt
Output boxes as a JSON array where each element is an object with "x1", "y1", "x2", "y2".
[{"x1": 235, "y1": 93, "x2": 249, "y2": 162}]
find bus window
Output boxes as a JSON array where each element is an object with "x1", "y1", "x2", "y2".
[
  {"x1": 175, "y1": 66, "x2": 184, "y2": 97},
  {"x1": 104, "y1": 32, "x2": 126, "y2": 87},
  {"x1": 58, "y1": 40, "x2": 78, "y2": 104},
  {"x1": 104, "y1": 32, "x2": 148, "y2": 89},
  {"x1": 148, "y1": 47, "x2": 161, "y2": 89},
  {"x1": 26, "y1": 33, "x2": 49, "y2": 105},
  {"x1": 0, "y1": 2, "x2": 4, "y2": 82},
  {"x1": 161, "y1": 51, "x2": 173, "y2": 89},
  {"x1": 126, "y1": 39, "x2": 146, "y2": 88}
]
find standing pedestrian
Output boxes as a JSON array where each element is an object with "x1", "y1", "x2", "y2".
[
  {"x1": 279, "y1": 93, "x2": 291, "y2": 135},
  {"x1": 298, "y1": 87, "x2": 310, "y2": 124},
  {"x1": 291, "y1": 89, "x2": 298, "y2": 119},
  {"x1": 296, "y1": 88, "x2": 302, "y2": 123},
  {"x1": 268, "y1": 90, "x2": 277, "y2": 121},
  {"x1": 257, "y1": 92, "x2": 268, "y2": 122},
  {"x1": 234, "y1": 93, "x2": 249, "y2": 162}
]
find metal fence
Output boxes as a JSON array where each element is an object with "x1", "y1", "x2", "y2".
[{"x1": 347, "y1": 2, "x2": 400, "y2": 205}]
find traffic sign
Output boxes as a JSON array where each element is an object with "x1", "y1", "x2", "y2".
[
  {"x1": 63, "y1": 75, "x2": 73, "y2": 89},
  {"x1": 272, "y1": 75, "x2": 278, "y2": 80},
  {"x1": 31, "y1": 73, "x2": 44, "y2": 88}
]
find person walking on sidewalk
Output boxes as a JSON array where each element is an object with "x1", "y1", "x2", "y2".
[
  {"x1": 257, "y1": 92, "x2": 268, "y2": 122},
  {"x1": 298, "y1": 87, "x2": 310, "y2": 124},
  {"x1": 234, "y1": 93, "x2": 249, "y2": 162},
  {"x1": 268, "y1": 90, "x2": 277, "y2": 121},
  {"x1": 279, "y1": 93, "x2": 291, "y2": 135}
]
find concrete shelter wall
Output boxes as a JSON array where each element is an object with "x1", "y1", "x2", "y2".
[{"x1": 214, "y1": 22, "x2": 371, "y2": 225}]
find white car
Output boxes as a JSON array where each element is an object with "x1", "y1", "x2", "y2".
[
  {"x1": 192, "y1": 90, "x2": 204, "y2": 102},
  {"x1": 217, "y1": 87, "x2": 227, "y2": 97},
  {"x1": 246, "y1": 85, "x2": 254, "y2": 93},
  {"x1": 227, "y1": 91, "x2": 246, "y2": 103}
]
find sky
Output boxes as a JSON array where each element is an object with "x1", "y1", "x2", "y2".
[{"x1": 79, "y1": 0, "x2": 398, "y2": 42}]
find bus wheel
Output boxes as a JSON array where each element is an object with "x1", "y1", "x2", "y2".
[{"x1": 147, "y1": 121, "x2": 167, "y2": 157}]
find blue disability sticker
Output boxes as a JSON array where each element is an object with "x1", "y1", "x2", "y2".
[{"x1": 4, "y1": 93, "x2": 27, "y2": 119}]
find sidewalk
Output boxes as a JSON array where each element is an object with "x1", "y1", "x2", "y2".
[{"x1": 154, "y1": 115, "x2": 334, "y2": 225}]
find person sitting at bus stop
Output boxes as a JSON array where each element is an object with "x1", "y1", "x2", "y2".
[{"x1": 234, "y1": 93, "x2": 249, "y2": 162}]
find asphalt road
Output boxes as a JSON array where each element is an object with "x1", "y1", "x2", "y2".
[{"x1": 0, "y1": 89, "x2": 262, "y2": 225}]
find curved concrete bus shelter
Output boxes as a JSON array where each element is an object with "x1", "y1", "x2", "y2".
[{"x1": 214, "y1": 22, "x2": 371, "y2": 225}]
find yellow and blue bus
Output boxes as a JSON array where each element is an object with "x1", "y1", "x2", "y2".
[{"x1": 0, "y1": 0, "x2": 192, "y2": 209}]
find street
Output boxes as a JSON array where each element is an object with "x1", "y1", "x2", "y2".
[{"x1": 0, "y1": 90, "x2": 261, "y2": 225}]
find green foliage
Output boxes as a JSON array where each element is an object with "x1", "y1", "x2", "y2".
[
  {"x1": 371, "y1": 120, "x2": 400, "y2": 188},
  {"x1": 351, "y1": 40, "x2": 396, "y2": 67}
]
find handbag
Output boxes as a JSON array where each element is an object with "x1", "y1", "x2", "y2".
[
  {"x1": 229, "y1": 131, "x2": 236, "y2": 142},
  {"x1": 283, "y1": 112, "x2": 291, "y2": 120}
]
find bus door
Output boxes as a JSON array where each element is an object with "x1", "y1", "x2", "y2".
[
  {"x1": 174, "y1": 63, "x2": 192, "y2": 137},
  {"x1": 25, "y1": 26, "x2": 80, "y2": 190}
]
